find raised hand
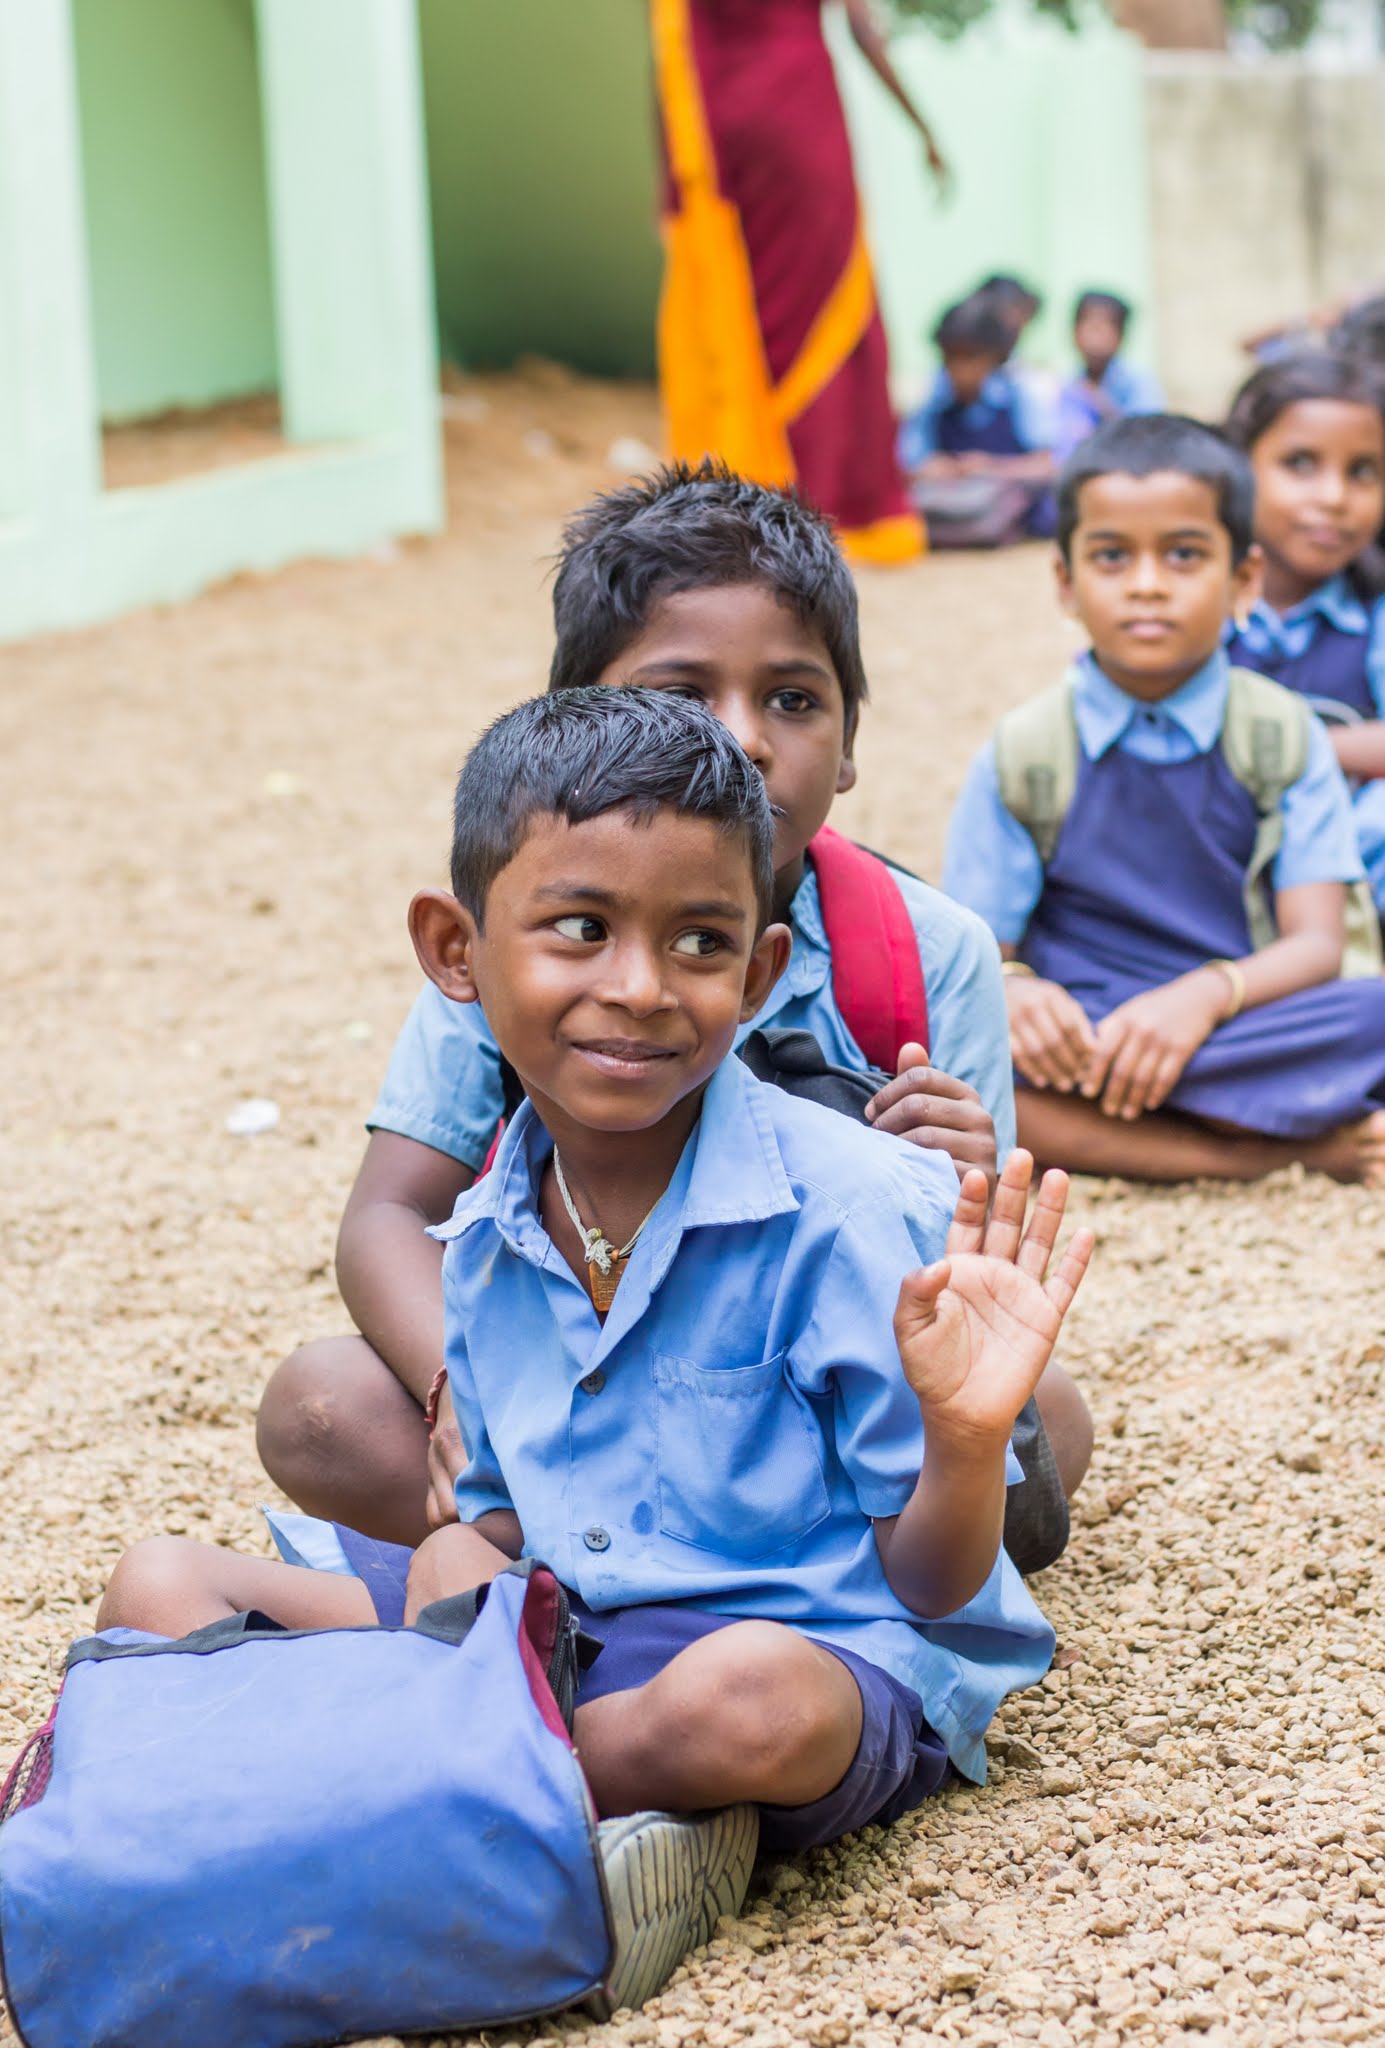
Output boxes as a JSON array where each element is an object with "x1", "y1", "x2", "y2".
[
  {"x1": 865, "y1": 1041, "x2": 998, "y2": 1187},
  {"x1": 894, "y1": 1151, "x2": 1094, "y2": 1456}
]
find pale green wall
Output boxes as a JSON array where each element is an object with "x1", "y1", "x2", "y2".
[
  {"x1": 0, "y1": 0, "x2": 441, "y2": 642},
  {"x1": 71, "y1": 0, "x2": 278, "y2": 421},
  {"x1": 418, "y1": 0, "x2": 661, "y2": 377},
  {"x1": 831, "y1": 9, "x2": 1156, "y2": 402}
]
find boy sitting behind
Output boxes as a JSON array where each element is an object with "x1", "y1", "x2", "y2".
[
  {"x1": 944, "y1": 413, "x2": 1385, "y2": 1185},
  {"x1": 102, "y1": 691, "x2": 1091, "y2": 1999},
  {"x1": 256, "y1": 465, "x2": 1096, "y2": 1549},
  {"x1": 898, "y1": 299, "x2": 1058, "y2": 543},
  {"x1": 1057, "y1": 290, "x2": 1164, "y2": 459}
]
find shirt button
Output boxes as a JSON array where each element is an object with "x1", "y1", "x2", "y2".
[
  {"x1": 583, "y1": 1525, "x2": 611, "y2": 1553},
  {"x1": 579, "y1": 1369, "x2": 606, "y2": 1396}
]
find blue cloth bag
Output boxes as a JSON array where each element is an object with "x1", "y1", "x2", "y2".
[{"x1": 0, "y1": 1563, "x2": 612, "y2": 2048}]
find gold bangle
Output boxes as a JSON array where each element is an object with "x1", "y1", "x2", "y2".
[
  {"x1": 1207, "y1": 957, "x2": 1246, "y2": 1019},
  {"x1": 1001, "y1": 960, "x2": 1036, "y2": 979}
]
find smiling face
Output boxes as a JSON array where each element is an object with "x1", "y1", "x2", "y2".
[
  {"x1": 1057, "y1": 470, "x2": 1261, "y2": 700},
  {"x1": 596, "y1": 583, "x2": 855, "y2": 907},
  {"x1": 414, "y1": 806, "x2": 788, "y2": 1145},
  {"x1": 1247, "y1": 398, "x2": 1385, "y2": 608}
]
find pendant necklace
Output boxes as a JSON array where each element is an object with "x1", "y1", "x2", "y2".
[{"x1": 552, "y1": 1151, "x2": 657, "y2": 1313}]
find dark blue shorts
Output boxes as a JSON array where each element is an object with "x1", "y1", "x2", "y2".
[{"x1": 334, "y1": 1528, "x2": 951, "y2": 1854}]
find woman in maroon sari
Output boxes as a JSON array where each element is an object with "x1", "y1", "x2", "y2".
[{"x1": 652, "y1": 0, "x2": 947, "y2": 564}]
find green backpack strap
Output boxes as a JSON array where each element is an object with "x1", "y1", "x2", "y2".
[
  {"x1": 992, "y1": 676, "x2": 1081, "y2": 864},
  {"x1": 1220, "y1": 666, "x2": 1383, "y2": 977}
]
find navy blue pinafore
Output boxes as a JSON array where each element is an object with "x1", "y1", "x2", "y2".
[
  {"x1": 1226, "y1": 615, "x2": 1375, "y2": 723},
  {"x1": 1019, "y1": 744, "x2": 1385, "y2": 1138},
  {"x1": 934, "y1": 392, "x2": 1056, "y2": 538}
]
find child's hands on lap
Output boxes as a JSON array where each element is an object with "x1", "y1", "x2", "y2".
[
  {"x1": 1080, "y1": 969, "x2": 1229, "y2": 1121},
  {"x1": 894, "y1": 1152, "x2": 1093, "y2": 1457},
  {"x1": 1006, "y1": 974, "x2": 1097, "y2": 1093},
  {"x1": 866, "y1": 1042, "x2": 997, "y2": 1188}
]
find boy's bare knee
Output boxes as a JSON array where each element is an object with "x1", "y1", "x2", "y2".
[
  {"x1": 650, "y1": 1622, "x2": 860, "y2": 1783},
  {"x1": 1035, "y1": 1362, "x2": 1095, "y2": 1498},
  {"x1": 97, "y1": 1536, "x2": 207, "y2": 1632}
]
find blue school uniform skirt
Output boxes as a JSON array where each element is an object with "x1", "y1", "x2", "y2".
[{"x1": 1019, "y1": 745, "x2": 1385, "y2": 1138}]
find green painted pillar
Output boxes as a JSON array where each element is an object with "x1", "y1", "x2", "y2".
[
  {"x1": 0, "y1": 0, "x2": 100, "y2": 521},
  {"x1": 254, "y1": 0, "x2": 440, "y2": 465}
]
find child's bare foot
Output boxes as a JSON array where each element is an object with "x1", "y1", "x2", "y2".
[{"x1": 1303, "y1": 1111, "x2": 1385, "y2": 1188}]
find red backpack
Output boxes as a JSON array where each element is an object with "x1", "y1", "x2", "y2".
[{"x1": 807, "y1": 826, "x2": 929, "y2": 1072}]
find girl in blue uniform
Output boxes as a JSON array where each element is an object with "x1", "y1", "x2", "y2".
[
  {"x1": 1224, "y1": 353, "x2": 1385, "y2": 912},
  {"x1": 944, "y1": 413, "x2": 1385, "y2": 1186}
]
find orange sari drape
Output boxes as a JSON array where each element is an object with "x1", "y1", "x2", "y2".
[{"x1": 651, "y1": 0, "x2": 923, "y2": 565}]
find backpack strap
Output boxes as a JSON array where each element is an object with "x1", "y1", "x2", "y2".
[
  {"x1": 1219, "y1": 666, "x2": 1308, "y2": 954},
  {"x1": 1221, "y1": 665, "x2": 1383, "y2": 975},
  {"x1": 992, "y1": 677, "x2": 1081, "y2": 863},
  {"x1": 807, "y1": 824, "x2": 928, "y2": 1072}
]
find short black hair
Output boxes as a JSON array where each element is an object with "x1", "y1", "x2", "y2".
[
  {"x1": 450, "y1": 688, "x2": 776, "y2": 930},
  {"x1": 932, "y1": 298, "x2": 1013, "y2": 360},
  {"x1": 975, "y1": 273, "x2": 1042, "y2": 320},
  {"x1": 1057, "y1": 413, "x2": 1256, "y2": 564},
  {"x1": 1074, "y1": 289, "x2": 1132, "y2": 333},
  {"x1": 548, "y1": 459, "x2": 867, "y2": 741}
]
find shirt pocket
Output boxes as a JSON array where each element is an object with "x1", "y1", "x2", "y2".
[{"x1": 652, "y1": 1351, "x2": 831, "y2": 1560}]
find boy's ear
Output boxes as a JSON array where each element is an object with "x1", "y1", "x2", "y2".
[
  {"x1": 836, "y1": 746, "x2": 858, "y2": 796},
  {"x1": 409, "y1": 889, "x2": 481, "y2": 1005},
  {"x1": 740, "y1": 920, "x2": 793, "y2": 1023},
  {"x1": 1231, "y1": 542, "x2": 1264, "y2": 628}
]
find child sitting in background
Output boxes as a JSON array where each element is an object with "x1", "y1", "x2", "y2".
[
  {"x1": 102, "y1": 690, "x2": 1091, "y2": 2003},
  {"x1": 1057, "y1": 290, "x2": 1164, "y2": 458},
  {"x1": 943, "y1": 412, "x2": 1385, "y2": 1186},
  {"x1": 1224, "y1": 352, "x2": 1385, "y2": 913},
  {"x1": 256, "y1": 463, "x2": 1091, "y2": 1554},
  {"x1": 898, "y1": 299, "x2": 1057, "y2": 546}
]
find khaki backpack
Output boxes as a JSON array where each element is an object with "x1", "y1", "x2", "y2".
[{"x1": 992, "y1": 665, "x2": 1383, "y2": 979}]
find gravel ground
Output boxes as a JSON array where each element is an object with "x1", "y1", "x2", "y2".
[{"x1": 4, "y1": 366, "x2": 1384, "y2": 2047}]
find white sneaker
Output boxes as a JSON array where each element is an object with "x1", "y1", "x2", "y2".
[{"x1": 590, "y1": 1803, "x2": 760, "y2": 2016}]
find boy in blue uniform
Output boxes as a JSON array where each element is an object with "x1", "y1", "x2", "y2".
[
  {"x1": 945, "y1": 413, "x2": 1385, "y2": 1185},
  {"x1": 101, "y1": 691, "x2": 1092, "y2": 2003},
  {"x1": 898, "y1": 299, "x2": 1058, "y2": 542},
  {"x1": 255, "y1": 466, "x2": 1097, "y2": 1550}
]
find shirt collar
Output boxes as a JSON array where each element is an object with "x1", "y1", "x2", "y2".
[
  {"x1": 1244, "y1": 573, "x2": 1368, "y2": 642},
  {"x1": 1072, "y1": 647, "x2": 1229, "y2": 758},
  {"x1": 430, "y1": 1054, "x2": 800, "y2": 1268}
]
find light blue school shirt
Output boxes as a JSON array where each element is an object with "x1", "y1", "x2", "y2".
[
  {"x1": 1228, "y1": 575, "x2": 1385, "y2": 716},
  {"x1": 1064, "y1": 356, "x2": 1164, "y2": 418},
  {"x1": 897, "y1": 366, "x2": 1057, "y2": 471},
  {"x1": 942, "y1": 649, "x2": 1366, "y2": 944},
  {"x1": 427, "y1": 1054, "x2": 1051, "y2": 1782},
  {"x1": 369, "y1": 863, "x2": 1017, "y2": 1168}
]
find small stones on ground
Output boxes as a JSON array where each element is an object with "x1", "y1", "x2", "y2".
[
  {"x1": 937, "y1": 1951, "x2": 984, "y2": 1993},
  {"x1": 224, "y1": 1097, "x2": 280, "y2": 1137}
]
